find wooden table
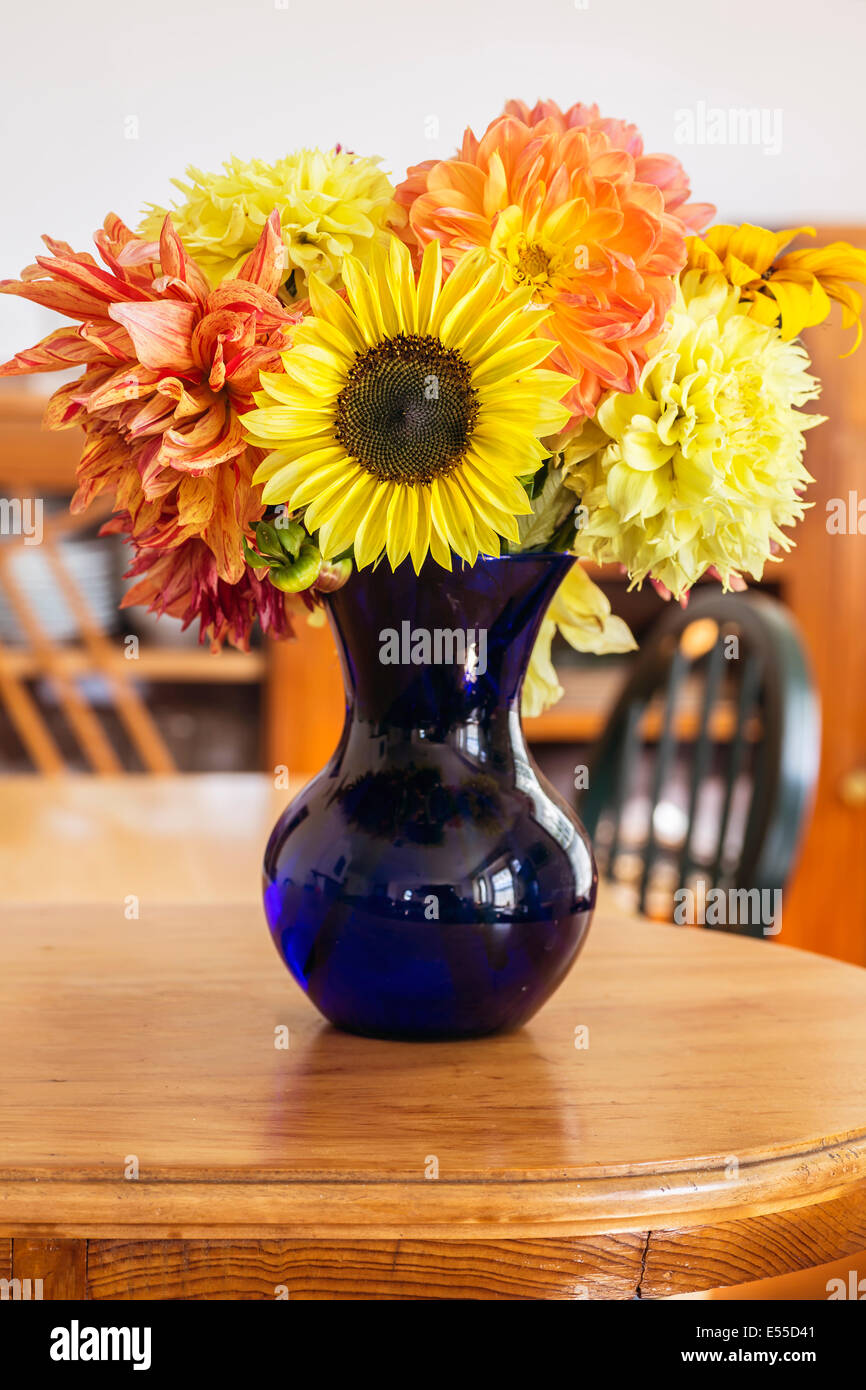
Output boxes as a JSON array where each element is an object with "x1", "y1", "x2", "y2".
[
  {"x1": 0, "y1": 774, "x2": 289, "y2": 905},
  {"x1": 1, "y1": 776, "x2": 866, "y2": 1299}
]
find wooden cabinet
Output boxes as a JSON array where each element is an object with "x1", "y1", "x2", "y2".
[{"x1": 773, "y1": 226, "x2": 866, "y2": 963}]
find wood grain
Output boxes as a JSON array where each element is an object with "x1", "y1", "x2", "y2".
[
  {"x1": 11, "y1": 1238, "x2": 86, "y2": 1299},
  {"x1": 0, "y1": 774, "x2": 293, "y2": 904},
  {"x1": 86, "y1": 1236, "x2": 646, "y2": 1300},
  {"x1": 781, "y1": 259, "x2": 866, "y2": 965},
  {"x1": 642, "y1": 1185, "x2": 866, "y2": 1297},
  {"x1": 2, "y1": 897, "x2": 866, "y2": 1254}
]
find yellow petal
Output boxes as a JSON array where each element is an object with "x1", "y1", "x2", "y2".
[
  {"x1": 252, "y1": 440, "x2": 320, "y2": 483},
  {"x1": 471, "y1": 336, "x2": 554, "y2": 388},
  {"x1": 767, "y1": 273, "x2": 832, "y2": 339},
  {"x1": 388, "y1": 235, "x2": 418, "y2": 333},
  {"x1": 285, "y1": 455, "x2": 354, "y2": 509},
  {"x1": 242, "y1": 404, "x2": 333, "y2": 441},
  {"x1": 723, "y1": 224, "x2": 784, "y2": 275},
  {"x1": 303, "y1": 465, "x2": 365, "y2": 534},
  {"x1": 316, "y1": 472, "x2": 378, "y2": 557},
  {"x1": 453, "y1": 475, "x2": 501, "y2": 556},
  {"x1": 437, "y1": 263, "x2": 512, "y2": 351},
  {"x1": 354, "y1": 481, "x2": 393, "y2": 568},
  {"x1": 409, "y1": 486, "x2": 433, "y2": 572},
  {"x1": 384, "y1": 483, "x2": 418, "y2": 569},
  {"x1": 432, "y1": 476, "x2": 479, "y2": 565},
  {"x1": 340, "y1": 255, "x2": 386, "y2": 345},
  {"x1": 428, "y1": 515, "x2": 453, "y2": 570},
  {"x1": 260, "y1": 356, "x2": 343, "y2": 400},
  {"x1": 367, "y1": 240, "x2": 403, "y2": 338},
  {"x1": 261, "y1": 449, "x2": 349, "y2": 504},
  {"x1": 307, "y1": 276, "x2": 368, "y2": 354},
  {"x1": 415, "y1": 240, "x2": 441, "y2": 334},
  {"x1": 430, "y1": 250, "x2": 501, "y2": 337}
]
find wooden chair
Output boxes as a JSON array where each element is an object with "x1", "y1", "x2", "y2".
[
  {"x1": 0, "y1": 391, "x2": 175, "y2": 773},
  {"x1": 577, "y1": 591, "x2": 820, "y2": 932}
]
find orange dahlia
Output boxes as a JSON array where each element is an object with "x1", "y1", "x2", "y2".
[
  {"x1": 502, "y1": 99, "x2": 715, "y2": 233},
  {"x1": 0, "y1": 211, "x2": 303, "y2": 646},
  {"x1": 396, "y1": 110, "x2": 691, "y2": 423}
]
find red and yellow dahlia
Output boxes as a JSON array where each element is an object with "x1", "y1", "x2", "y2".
[
  {"x1": 0, "y1": 210, "x2": 307, "y2": 646},
  {"x1": 119, "y1": 535, "x2": 295, "y2": 649},
  {"x1": 396, "y1": 107, "x2": 693, "y2": 423}
]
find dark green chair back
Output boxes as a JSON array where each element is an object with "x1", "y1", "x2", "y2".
[{"x1": 578, "y1": 591, "x2": 820, "y2": 934}]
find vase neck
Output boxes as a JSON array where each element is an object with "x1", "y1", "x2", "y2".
[{"x1": 324, "y1": 555, "x2": 575, "y2": 732}]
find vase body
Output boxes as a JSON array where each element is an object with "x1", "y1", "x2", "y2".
[{"x1": 263, "y1": 553, "x2": 597, "y2": 1040}]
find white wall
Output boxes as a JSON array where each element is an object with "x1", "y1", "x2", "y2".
[{"x1": 2, "y1": 0, "x2": 864, "y2": 365}]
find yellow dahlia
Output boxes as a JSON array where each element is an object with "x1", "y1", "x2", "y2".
[
  {"x1": 243, "y1": 237, "x2": 573, "y2": 572},
  {"x1": 140, "y1": 149, "x2": 403, "y2": 300},
  {"x1": 563, "y1": 271, "x2": 823, "y2": 598},
  {"x1": 686, "y1": 223, "x2": 866, "y2": 352},
  {"x1": 524, "y1": 561, "x2": 636, "y2": 717}
]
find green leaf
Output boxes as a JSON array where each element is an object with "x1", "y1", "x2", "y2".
[
  {"x1": 514, "y1": 468, "x2": 576, "y2": 550},
  {"x1": 518, "y1": 468, "x2": 542, "y2": 500},
  {"x1": 548, "y1": 508, "x2": 580, "y2": 553},
  {"x1": 254, "y1": 521, "x2": 289, "y2": 562},
  {"x1": 271, "y1": 516, "x2": 304, "y2": 560},
  {"x1": 242, "y1": 537, "x2": 265, "y2": 568}
]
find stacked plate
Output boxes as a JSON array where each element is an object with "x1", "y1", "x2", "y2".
[{"x1": 0, "y1": 535, "x2": 120, "y2": 644}]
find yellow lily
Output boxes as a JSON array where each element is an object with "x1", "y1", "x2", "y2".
[{"x1": 686, "y1": 223, "x2": 866, "y2": 352}]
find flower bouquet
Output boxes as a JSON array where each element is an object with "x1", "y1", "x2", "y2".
[{"x1": 3, "y1": 99, "x2": 864, "y2": 1038}]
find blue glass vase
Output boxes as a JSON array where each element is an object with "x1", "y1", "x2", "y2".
[{"x1": 263, "y1": 553, "x2": 597, "y2": 1040}]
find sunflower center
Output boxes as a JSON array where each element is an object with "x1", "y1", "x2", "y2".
[{"x1": 334, "y1": 334, "x2": 479, "y2": 485}]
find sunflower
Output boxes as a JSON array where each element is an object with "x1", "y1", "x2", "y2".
[{"x1": 243, "y1": 238, "x2": 574, "y2": 571}]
